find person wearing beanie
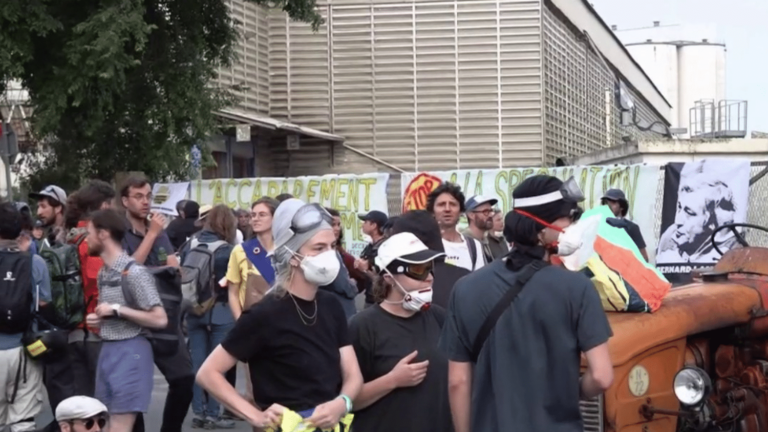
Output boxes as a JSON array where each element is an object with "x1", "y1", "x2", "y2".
[
  {"x1": 439, "y1": 175, "x2": 614, "y2": 432},
  {"x1": 197, "y1": 199, "x2": 363, "y2": 431}
]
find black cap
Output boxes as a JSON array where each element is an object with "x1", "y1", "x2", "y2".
[
  {"x1": 358, "y1": 210, "x2": 388, "y2": 227},
  {"x1": 601, "y1": 188, "x2": 627, "y2": 202}
]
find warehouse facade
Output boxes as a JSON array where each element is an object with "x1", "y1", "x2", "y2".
[{"x1": 214, "y1": 0, "x2": 672, "y2": 179}]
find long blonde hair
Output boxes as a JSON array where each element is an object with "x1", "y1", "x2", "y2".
[{"x1": 204, "y1": 204, "x2": 237, "y2": 244}]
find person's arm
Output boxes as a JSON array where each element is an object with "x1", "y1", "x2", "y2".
[
  {"x1": 628, "y1": 224, "x2": 649, "y2": 262},
  {"x1": 355, "y1": 351, "x2": 428, "y2": 410},
  {"x1": 448, "y1": 360, "x2": 472, "y2": 432},
  {"x1": 32, "y1": 256, "x2": 52, "y2": 307},
  {"x1": 97, "y1": 267, "x2": 168, "y2": 328},
  {"x1": 438, "y1": 285, "x2": 474, "y2": 432},
  {"x1": 197, "y1": 346, "x2": 281, "y2": 428},
  {"x1": 339, "y1": 345, "x2": 364, "y2": 401},
  {"x1": 576, "y1": 276, "x2": 614, "y2": 399},
  {"x1": 581, "y1": 343, "x2": 613, "y2": 399},
  {"x1": 98, "y1": 304, "x2": 167, "y2": 329},
  {"x1": 228, "y1": 282, "x2": 243, "y2": 320},
  {"x1": 225, "y1": 247, "x2": 244, "y2": 319}
]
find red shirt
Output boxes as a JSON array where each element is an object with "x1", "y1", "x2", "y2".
[{"x1": 75, "y1": 220, "x2": 103, "y2": 332}]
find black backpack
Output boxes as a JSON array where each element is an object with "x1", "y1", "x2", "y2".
[
  {"x1": 0, "y1": 251, "x2": 33, "y2": 334},
  {"x1": 121, "y1": 263, "x2": 183, "y2": 358}
]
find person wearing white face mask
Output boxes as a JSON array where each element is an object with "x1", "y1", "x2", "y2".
[
  {"x1": 348, "y1": 232, "x2": 453, "y2": 432},
  {"x1": 196, "y1": 199, "x2": 363, "y2": 432}
]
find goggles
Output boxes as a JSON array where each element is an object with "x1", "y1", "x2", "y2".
[
  {"x1": 275, "y1": 203, "x2": 333, "y2": 248},
  {"x1": 386, "y1": 260, "x2": 434, "y2": 281},
  {"x1": 513, "y1": 176, "x2": 585, "y2": 208}
]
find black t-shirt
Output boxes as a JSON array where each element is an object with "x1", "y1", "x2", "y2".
[
  {"x1": 431, "y1": 261, "x2": 469, "y2": 309},
  {"x1": 349, "y1": 305, "x2": 453, "y2": 432},
  {"x1": 439, "y1": 260, "x2": 612, "y2": 432},
  {"x1": 221, "y1": 289, "x2": 351, "y2": 412}
]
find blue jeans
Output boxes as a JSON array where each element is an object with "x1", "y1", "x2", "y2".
[{"x1": 187, "y1": 302, "x2": 235, "y2": 418}]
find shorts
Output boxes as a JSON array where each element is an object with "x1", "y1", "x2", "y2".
[{"x1": 95, "y1": 337, "x2": 154, "y2": 414}]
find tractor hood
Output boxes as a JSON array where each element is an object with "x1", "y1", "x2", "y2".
[{"x1": 604, "y1": 282, "x2": 760, "y2": 367}]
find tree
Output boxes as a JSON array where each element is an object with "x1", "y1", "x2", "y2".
[{"x1": 0, "y1": 0, "x2": 322, "y2": 192}]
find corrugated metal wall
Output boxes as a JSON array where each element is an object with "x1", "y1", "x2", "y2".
[
  {"x1": 267, "y1": 0, "x2": 545, "y2": 173},
  {"x1": 541, "y1": 1, "x2": 667, "y2": 165},
  {"x1": 216, "y1": 0, "x2": 270, "y2": 116},
  {"x1": 222, "y1": 0, "x2": 669, "y2": 177}
]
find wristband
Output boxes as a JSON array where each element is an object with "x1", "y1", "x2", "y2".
[{"x1": 339, "y1": 394, "x2": 352, "y2": 414}]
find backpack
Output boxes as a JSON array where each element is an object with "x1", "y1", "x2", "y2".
[
  {"x1": 121, "y1": 263, "x2": 183, "y2": 358},
  {"x1": 0, "y1": 251, "x2": 33, "y2": 334},
  {"x1": 180, "y1": 239, "x2": 228, "y2": 316},
  {"x1": 38, "y1": 231, "x2": 87, "y2": 330}
]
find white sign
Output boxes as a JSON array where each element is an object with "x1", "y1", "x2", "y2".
[
  {"x1": 192, "y1": 173, "x2": 390, "y2": 256},
  {"x1": 151, "y1": 182, "x2": 190, "y2": 216},
  {"x1": 400, "y1": 164, "x2": 661, "y2": 258}
]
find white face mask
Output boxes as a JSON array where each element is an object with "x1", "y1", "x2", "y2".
[
  {"x1": 556, "y1": 221, "x2": 583, "y2": 257},
  {"x1": 296, "y1": 249, "x2": 340, "y2": 286},
  {"x1": 384, "y1": 275, "x2": 433, "y2": 312}
]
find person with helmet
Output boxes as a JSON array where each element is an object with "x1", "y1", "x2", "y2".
[
  {"x1": 349, "y1": 232, "x2": 453, "y2": 432},
  {"x1": 0, "y1": 202, "x2": 52, "y2": 432},
  {"x1": 197, "y1": 199, "x2": 363, "y2": 431},
  {"x1": 54, "y1": 396, "x2": 109, "y2": 432},
  {"x1": 601, "y1": 189, "x2": 648, "y2": 261},
  {"x1": 439, "y1": 175, "x2": 614, "y2": 432}
]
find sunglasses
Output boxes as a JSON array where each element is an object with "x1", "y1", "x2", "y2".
[
  {"x1": 75, "y1": 416, "x2": 107, "y2": 430},
  {"x1": 389, "y1": 261, "x2": 434, "y2": 281}
]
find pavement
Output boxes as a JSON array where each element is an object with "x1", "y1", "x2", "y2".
[{"x1": 36, "y1": 364, "x2": 254, "y2": 431}]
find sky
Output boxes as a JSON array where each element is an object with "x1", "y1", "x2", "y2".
[{"x1": 590, "y1": 0, "x2": 768, "y2": 133}]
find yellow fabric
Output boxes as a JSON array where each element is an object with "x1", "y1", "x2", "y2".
[
  {"x1": 264, "y1": 410, "x2": 354, "y2": 432},
  {"x1": 586, "y1": 256, "x2": 630, "y2": 312},
  {"x1": 225, "y1": 244, "x2": 261, "y2": 308}
]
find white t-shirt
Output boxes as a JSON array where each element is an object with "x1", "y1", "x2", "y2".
[
  {"x1": 235, "y1": 229, "x2": 244, "y2": 245},
  {"x1": 443, "y1": 234, "x2": 486, "y2": 272}
]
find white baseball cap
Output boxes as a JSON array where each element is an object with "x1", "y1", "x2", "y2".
[
  {"x1": 375, "y1": 232, "x2": 445, "y2": 272},
  {"x1": 55, "y1": 396, "x2": 108, "y2": 421}
]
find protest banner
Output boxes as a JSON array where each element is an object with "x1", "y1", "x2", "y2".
[
  {"x1": 151, "y1": 182, "x2": 190, "y2": 216},
  {"x1": 655, "y1": 159, "x2": 750, "y2": 284},
  {"x1": 401, "y1": 164, "x2": 661, "y2": 258},
  {"x1": 193, "y1": 173, "x2": 389, "y2": 256}
]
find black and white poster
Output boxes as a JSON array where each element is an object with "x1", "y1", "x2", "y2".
[{"x1": 656, "y1": 159, "x2": 750, "y2": 284}]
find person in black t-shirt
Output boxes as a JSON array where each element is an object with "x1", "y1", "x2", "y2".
[
  {"x1": 349, "y1": 232, "x2": 453, "y2": 432},
  {"x1": 600, "y1": 188, "x2": 648, "y2": 261},
  {"x1": 196, "y1": 199, "x2": 363, "y2": 431}
]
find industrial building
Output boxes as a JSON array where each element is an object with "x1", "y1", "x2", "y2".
[{"x1": 210, "y1": 0, "x2": 673, "y2": 181}]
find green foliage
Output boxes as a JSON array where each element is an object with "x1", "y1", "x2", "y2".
[{"x1": 0, "y1": 0, "x2": 321, "y2": 191}]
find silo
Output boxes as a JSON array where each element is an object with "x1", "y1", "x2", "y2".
[
  {"x1": 677, "y1": 41, "x2": 727, "y2": 133},
  {"x1": 626, "y1": 42, "x2": 680, "y2": 127}
]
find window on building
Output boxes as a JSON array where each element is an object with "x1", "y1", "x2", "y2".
[
  {"x1": 202, "y1": 151, "x2": 228, "y2": 179},
  {"x1": 232, "y1": 156, "x2": 254, "y2": 178}
]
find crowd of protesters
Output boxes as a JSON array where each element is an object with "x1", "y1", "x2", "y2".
[{"x1": 0, "y1": 172, "x2": 621, "y2": 432}]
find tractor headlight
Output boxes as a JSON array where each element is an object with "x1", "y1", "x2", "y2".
[{"x1": 673, "y1": 367, "x2": 712, "y2": 407}]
